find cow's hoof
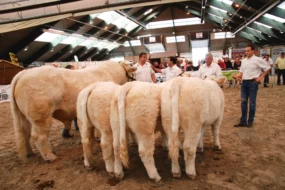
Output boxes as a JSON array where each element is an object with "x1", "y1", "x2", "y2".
[
  {"x1": 27, "y1": 152, "x2": 35, "y2": 158},
  {"x1": 152, "y1": 175, "x2": 161, "y2": 182},
  {"x1": 187, "y1": 174, "x2": 196, "y2": 180},
  {"x1": 95, "y1": 137, "x2": 101, "y2": 142},
  {"x1": 213, "y1": 146, "x2": 221, "y2": 151},
  {"x1": 108, "y1": 172, "x2": 115, "y2": 177},
  {"x1": 197, "y1": 147, "x2": 203, "y2": 153},
  {"x1": 45, "y1": 153, "x2": 57, "y2": 162},
  {"x1": 172, "y1": 172, "x2": 181, "y2": 178},
  {"x1": 115, "y1": 172, "x2": 124, "y2": 180},
  {"x1": 62, "y1": 133, "x2": 74, "y2": 138}
]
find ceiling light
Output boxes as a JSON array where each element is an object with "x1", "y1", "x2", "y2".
[
  {"x1": 269, "y1": 35, "x2": 271, "y2": 38},
  {"x1": 229, "y1": 13, "x2": 232, "y2": 16},
  {"x1": 187, "y1": 12, "x2": 190, "y2": 15},
  {"x1": 70, "y1": 50, "x2": 73, "y2": 53},
  {"x1": 85, "y1": 51, "x2": 88, "y2": 54},
  {"x1": 280, "y1": 31, "x2": 284, "y2": 34},
  {"x1": 89, "y1": 21, "x2": 93, "y2": 24},
  {"x1": 125, "y1": 33, "x2": 128, "y2": 36},
  {"x1": 24, "y1": 46, "x2": 28, "y2": 51},
  {"x1": 234, "y1": 3, "x2": 240, "y2": 8},
  {"x1": 202, "y1": 6, "x2": 205, "y2": 9},
  {"x1": 144, "y1": 9, "x2": 153, "y2": 15},
  {"x1": 240, "y1": 16, "x2": 243, "y2": 19},
  {"x1": 185, "y1": 5, "x2": 188, "y2": 9},
  {"x1": 224, "y1": 19, "x2": 228, "y2": 23},
  {"x1": 51, "y1": 48, "x2": 54, "y2": 52}
]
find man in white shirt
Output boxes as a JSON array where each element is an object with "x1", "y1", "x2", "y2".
[
  {"x1": 233, "y1": 45, "x2": 271, "y2": 128},
  {"x1": 194, "y1": 53, "x2": 222, "y2": 79},
  {"x1": 151, "y1": 56, "x2": 182, "y2": 81},
  {"x1": 276, "y1": 52, "x2": 285, "y2": 85},
  {"x1": 263, "y1": 54, "x2": 273, "y2": 87},
  {"x1": 134, "y1": 52, "x2": 156, "y2": 83}
]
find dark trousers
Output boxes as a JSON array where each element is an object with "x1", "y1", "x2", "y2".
[
  {"x1": 264, "y1": 73, "x2": 269, "y2": 85},
  {"x1": 277, "y1": 69, "x2": 285, "y2": 85},
  {"x1": 240, "y1": 80, "x2": 258, "y2": 124}
]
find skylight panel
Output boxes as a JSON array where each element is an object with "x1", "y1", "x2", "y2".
[
  {"x1": 166, "y1": 36, "x2": 186, "y2": 43},
  {"x1": 61, "y1": 36, "x2": 82, "y2": 45},
  {"x1": 208, "y1": 13, "x2": 223, "y2": 19},
  {"x1": 80, "y1": 38, "x2": 98, "y2": 47},
  {"x1": 105, "y1": 43, "x2": 120, "y2": 51},
  {"x1": 254, "y1": 21, "x2": 272, "y2": 28},
  {"x1": 146, "y1": 20, "x2": 173, "y2": 29},
  {"x1": 217, "y1": 0, "x2": 233, "y2": 5},
  {"x1": 125, "y1": 22, "x2": 138, "y2": 32},
  {"x1": 35, "y1": 32, "x2": 61, "y2": 42},
  {"x1": 145, "y1": 43, "x2": 165, "y2": 53},
  {"x1": 264, "y1": 13, "x2": 285, "y2": 23},
  {"x1": 209, "y1": 5, "x2": 227, "y2": 13},
  {"x1": 123, "y1": 40, "x2": 141, "y2": 47},
  {"x1": 97, "y1": 11, "x2": 121, "y2": 24},
  {"x1": 112, "y1": 16, "x2": 131, "y2": 29},
  {"x1": 247, "y1": 27, "x2": 262, "y2": 33},
  {"x1": 277, "y1": 2, "x2": 285, "y2": 9},
  {"x1": 214, "y1": 32, "x2": 235, "y2": 39},
  {"x1": 174, "y1": 18, "x2": 202, "y2": 26},
  {"x1": 94, "y1": 41, "x2": 110, "y2": 50}
]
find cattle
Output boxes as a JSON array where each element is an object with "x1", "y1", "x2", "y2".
[
  {"x1": 160, "y1": 77, "x2": 224, "y2": 179},
  {"x1": 77, "y1": 81, "x2": 163, "y2": 181},
  {"x1": 76, "y1": 82, "x2": 122, "y2": 178},
  {"x1": 10, "y1": 61, "x2": 136, "y2": 162},
  {"x1": 182, "y1": 72, "x2": 227, "y2": 86},
  {"x1": 116, "y1": 81, "x2": 163, "y2": 182}
]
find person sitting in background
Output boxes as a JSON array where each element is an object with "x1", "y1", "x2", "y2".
[
  {"x1": 233, "y1": 56, "x2": 242, "y2": 70},
  {"x1": 62, "y1": 64, "x2": 79, "y2": 138},
  {"x1": 263, "y1": 54, "x2": 273, "y2": 87},
  {"x1": 223, "y1": 55, "x2": 233, "y2": 70},
  {"x1": 185, "y1": 60, "x2": 195, "y2": 71},
  {"x1": 217, "y1": 59, "x2": 226, "y2": 70},
  {"x1": 151, "y1": 56, "x2": 182, "y2": 81},
  {"x1": 184, "y1": 59, "x2": 190, "y2": 71},
  {"x1": 152, "y1": 61, "x2": 161, "y2": 71}
]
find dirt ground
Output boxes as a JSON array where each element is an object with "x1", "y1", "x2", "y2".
[{"x1": 0, "y1": 85, "x2": 285, "y2": 190}]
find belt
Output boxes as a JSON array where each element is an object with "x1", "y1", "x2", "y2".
[{"x1": 242, "y1": 79, "x2": 255, "y2": 82}]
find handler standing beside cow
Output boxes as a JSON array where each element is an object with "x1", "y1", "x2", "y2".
[{"x1": 233, "y1": 44, "x2": 271, "y2": 127}]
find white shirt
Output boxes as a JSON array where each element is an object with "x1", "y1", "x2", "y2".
[
  {"x1": 134, "y1": 62, "x2": 155, "y2": 83},
  {"x1": 194, "y1": 63, "x2": 222, "y2": 79},
  {"x1": 264, "y1": 57, "x2": 273, "y2": 66},
  {"x1": 240, "y1": 55, "x2": 270, "y2": 80},
  {"x1": 161, "y1": 65, "x2": 182, "y2": 81}
]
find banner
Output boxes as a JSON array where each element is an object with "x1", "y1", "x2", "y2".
[
  {"x1": 0, "y1": 85, "x2": 11, "y2": 102},
  {"x1": 260, "y1": 48, "x2": 270, "y2": 58},
  {"x1": 272, "y1": 47, "x2": 285, "y2": 64}
]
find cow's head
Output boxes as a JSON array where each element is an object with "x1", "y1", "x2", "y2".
[{"x1": 120, "y1": 60, "x2": 137, "y2": 81}]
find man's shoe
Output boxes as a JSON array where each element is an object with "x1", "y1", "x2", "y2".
[
  {"x1": 234, "y1": 123, "x2": 247, "y2": 127},
  {"x1": 62, "y1": 129, "x2": 74, "y2": 138},
  {"x1": 247, "y1": 123, "x2": 253, "y2": 128}
]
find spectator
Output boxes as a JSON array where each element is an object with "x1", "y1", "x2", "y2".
[
  {"x1": 263, "y1": 54, "x2": 273, "y2": 87},
  {"x1": 217, "y1": 59, "x2": 226, "y2": 70},
  {"x1": 151, "y1": 56, "x2": 182, "y2": 81},
  {"x1": 233, "y1": 56, "x2": 242, "y2": 70},
  {"x1": 233, "y1": 44, "x2": 271, "y2": 128},
  {"x1": 134, "y1": 52, "x2": 156, "y2": 83},
  {"x1": 194, "y1": 53, "x2": 222, "y2": 79},
  {"x1": 276, "y1": 52, "x2": 285, "y2": 85},
  {"x1": 223, "y1": 55, "x2": 233, "y2": 70}
]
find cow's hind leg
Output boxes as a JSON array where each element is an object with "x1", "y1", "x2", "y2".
[
  {"x1": 100, "y1": 129, "x2": 114, "y2": 176},
  {"x1": 183, "y1": 124, "x2": 202, "y2": 179},
  {"x1": 23, "y1": 120, "x2": 34, "y2": 157},
  {"x1": 211, "y1": 117, "x2": 222, "y2": 150},
  {"x1": 197, "y1": 127, "x2": 205, "y2": 152},
  {"x1": 112, "y1": 126, "x2": 124, "y2": 179},
  {"x1": 31, "y1": 118, "x2": 57, "y2": 162},
  {"x1": 137, "y1": 133, "x2": 161, "y2": 182},
  {"x1": 81, "y1": 124, "x2": 95, "y2": 168},
  {"x1": 62, "y1": 120, "x2": 73, "y2": 138}
]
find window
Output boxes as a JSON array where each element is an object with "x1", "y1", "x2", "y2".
[
  {"x1": 146, "y1": 20, "x2": 173, "y2": 29},
  {"x1": 263, "y1": 13, "x2": 285, "y2": 23},
  {"x1": 146, "y1": 18, "x2": 203, "y2": 29},
  {"x1": 35, "y1": 32, "x2": 62, "y2": 42},
  {"x1": 166, "y1": 36, "x2": 186, "y2": 43},
  {"x1": 174, "y1": 18, "x2": 202, "y2": 26},
  {"x1": 192, "y1": 47, "x2": 208, "y2": 66},
  {"x1": 97, "y1": 11, "x2": 120, "y2": 24},
  {"x1": 144, "y1": 43, "x2": 165, "y2": 54},
  {"x1": 213, "y1": 32, "x2": 235, "y2": 39},
  {"x1": 123, "y1": 40, "x2": 141, "y2": 47},
  {"x1": 254, "y1": 21, "x2": 272, "y2": 29}
]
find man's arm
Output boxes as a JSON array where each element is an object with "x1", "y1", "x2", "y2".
[
  {"x1": 255, "y1": 69, "x2": 271, "y2": 83},
  {"x1": 151, "y1": 65, "x2": 162, "y2": 73},
  {"x1": 233, "y1": 72, "x2": 243, "y2": 81},
  {"x1": 151, "y1": 73, "x2": 156, "y2": 83}
]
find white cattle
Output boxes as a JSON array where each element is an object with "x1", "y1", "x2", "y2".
[
  {"x1": 116, "y1": 81, "x2": 162, "y2": 182},
  {"x1": 77, "y1": 81, "x2": 163, "y2": 181},
  {"x1": 160, "y1": 77, "x2": 224, "y2": 179},
  {"x1": 10, "y1": 61, "x2": 136, "y2": 162},
  {"x1": 182, "y1": 72, "x2": 227, "y2": 86}
]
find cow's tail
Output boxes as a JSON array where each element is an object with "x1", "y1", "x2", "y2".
[
  {"x1": 169, "y1": 78, "x2": 182, "y2": 161},
  {"x1": 10, "y1": 70, "x2": 30, "y2": 161},
  {"x1": 76, "y1": 84, "x2": 95, "y2": 165},
  {"x1": 118, "y1": 82, "x2": 133, "y2": 168}
]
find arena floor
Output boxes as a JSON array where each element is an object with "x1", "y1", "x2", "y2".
[{"x1": 0, "y1": 85, "x2": 285, "y2": 190}]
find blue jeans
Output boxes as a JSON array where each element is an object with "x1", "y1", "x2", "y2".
[{"x1": 240, "y1": 80, "x2": 258, "y2": 124}]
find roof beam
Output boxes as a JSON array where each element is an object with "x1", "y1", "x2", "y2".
[
  {"x1": 237, "y1": 31, "x2": 263, "y2": 44},
  {"x1": 92, "y1": 49, "x2": 108, "y2": 61},
  {"x1": 268, "y1": 7, "x2": 285, "y2": 19},
  {"x1": 256, "y1": 16, "x2": 285, "y2": 32},
  {"x1": 80, "y1": 48, "x2": 98, "y2": 61},
  {"x1": 247, "y1": 22, "x2": 285, "y2": 41},
  {"x1": 242, "y1": 27, "x2": 272, "y2": 42},
  {"x1": 64, "y1": 47, "x2": 88, "y2": 62}
]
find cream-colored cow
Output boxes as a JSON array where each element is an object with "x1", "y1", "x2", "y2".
[
  {"x1": 11, "y1": 61, "x2": 136, "y2": 162},
  {"x1": 77, "y1": 81, "x2": 163, "y2": 181},
  {"x1": 161, "y1": 77, "x2": 224, "y2": 179}
]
